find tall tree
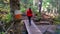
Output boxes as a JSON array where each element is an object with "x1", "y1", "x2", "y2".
[
  {"x1": 10, "y1": 0, "x2": 21, "y2": 34},
  {"x1": 10, "y1": 0, "x2": 20, "y2": 19},
  {"x1": 38, "y1": 0, "x2": 42, "y2": 14}
]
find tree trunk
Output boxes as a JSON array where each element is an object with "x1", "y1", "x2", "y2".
[
  {"x1": 33, "y1": 0, "x2": 35, "y2": 6},
  {"x1": 10, "y1": 0, "x2": 22, "y2": 34},
  {"x1": 10, "y1": 0, "x2": 20, "y2": 17},
  {"x1": 39, "y1": 0, "x2": 42, "y2": 14}
]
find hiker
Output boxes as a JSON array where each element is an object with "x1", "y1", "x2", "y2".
[{"x1": 26, "y1": 8, "x2": 33, "y2": 26}]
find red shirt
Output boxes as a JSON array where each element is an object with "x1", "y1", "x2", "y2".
[{"x1": 27, "y1": 9, "x2": 33, "y2": 17}]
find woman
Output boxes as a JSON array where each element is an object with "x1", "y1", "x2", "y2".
[{"x1": 26, "y1": 8, "x2": 33, "y2": 26}]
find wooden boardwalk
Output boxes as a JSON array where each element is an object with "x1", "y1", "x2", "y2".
[
  {"x1": 37, "y1": 25, "x2": 56, "y2": 33},
  {"x1": 23, "y1": 20, "x2": 42, "y2": 34}
]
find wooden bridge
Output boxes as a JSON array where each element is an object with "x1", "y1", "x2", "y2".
[
  {"x1": 23, "y1": 20, "x2": 42, "y2": 34},
  {"x1": 23, "y1": 20, "x2": 56, "y2": 34}
]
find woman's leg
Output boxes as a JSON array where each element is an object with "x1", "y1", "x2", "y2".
[{"x1": 28, "y1": 17, "x2": 31, "y2": 25}]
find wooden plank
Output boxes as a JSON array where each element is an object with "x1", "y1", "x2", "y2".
[
  {"x1": 37, "y1": 25, "x2": 56, "y2": 33},
  {"x1": 23, "y1": 20, "x2": 31, "y2": 34},
  {"x1": 23, "y1": 20, "x2": 42, "y2": 34}
]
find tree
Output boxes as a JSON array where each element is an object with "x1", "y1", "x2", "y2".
[
  {"x1": 38, "y1": 0, "x2": 42, "y2": 14},
  {"x1": 10, "y1": 0, "x2": 20, "y2": 19},
  {"x1": 10, "y1": 0, "x2": 22, "y2": 34}
]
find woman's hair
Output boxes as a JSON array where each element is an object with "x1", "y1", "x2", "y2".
[
  {"x1": 29, "y1": 7, "x2": 31, "y2": 9},
  {"x1": 29, "y1": 8, "x2": 32, "y2": 13}
]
